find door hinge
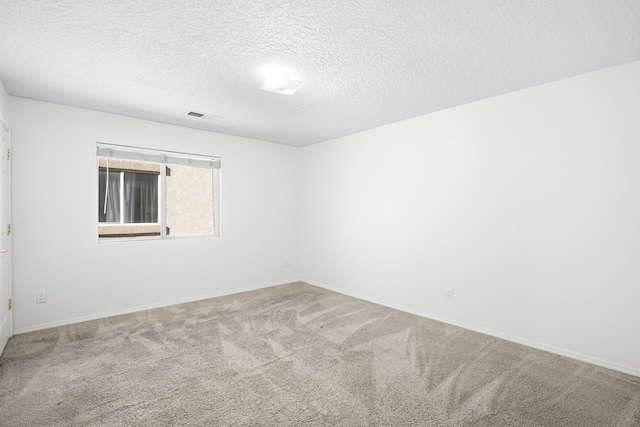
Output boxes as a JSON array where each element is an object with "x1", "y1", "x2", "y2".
[
  {"x1": 6, "y1": 148, "x2": 10, "y2": 160},
  {"x1": 6, "y1": 224, "x2": 10, "y2": 235},
  {"x1": 8, "y1": 299, "x2": 11, "y2": 310}
]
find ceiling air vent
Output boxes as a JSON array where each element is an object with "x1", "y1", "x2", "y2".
[{"x1": 186, "y1": 111, "x2": 205, "y2": 118}]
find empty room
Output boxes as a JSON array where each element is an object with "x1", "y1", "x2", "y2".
[{"x1": 1, "y1": 1, "x2": 639, "y2": 426}]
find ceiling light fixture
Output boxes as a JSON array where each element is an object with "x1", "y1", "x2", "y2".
[{"x1": 261, "y1": 74, "x2": 303, "y2": 95}]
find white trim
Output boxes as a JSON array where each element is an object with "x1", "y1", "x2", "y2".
[
  {"x1": 13, "y1": 279, "x2": 299, "y2": 335},
  {"x1": 119, "y1": 171, "x2": 125, "y2": 222},
  {"x1": 97, "y1": 142, "x2": 221, "y2": 169},
  {"x1": 160, "y1": 163, "x2": 167, "y2": 238},
  {"x1": 213, "y1": 167, "x2": 221, "y2": 237},
  {"x1": 304, "y1": 279, "x2": 640, "y2": 378},
  {"x1": 0, "y1": 116, "x2": 8, "y2": 133},
  {"x1": 15, "y1": 278, "x2": 638, "y2": 378}
]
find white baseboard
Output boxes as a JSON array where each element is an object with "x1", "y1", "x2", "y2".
[
  {"x1": 305, "y1": 279, "x2": 640, "y2": 378},
  {"x1": 13, "y1": 279, "x2": 299, "y2": 335},
  {"x1": 14, "y1": 278, "x2": 638, "y2": 378}
]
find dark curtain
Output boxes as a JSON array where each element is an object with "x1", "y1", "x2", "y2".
[{"x1": 124, "y1": 172, "x2": 158, "y2": 223}]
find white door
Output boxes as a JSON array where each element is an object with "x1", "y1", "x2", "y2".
[{"x1": 0, "y1": 119, "x2": 11, "y2": 355}]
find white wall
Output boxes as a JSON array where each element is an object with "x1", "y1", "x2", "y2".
[
  {"x1": 299, "y1": 60, "x2": 640, "y2": 376},
  {"x1": 8, "y1": 60, "x2": 640, "y2": 376},
  {"x1": 11, "y1": 98, "x2": 299, "y2": 332},
  {"x1": 0, "y1": 79, "x2": 10, "y2": 127}
]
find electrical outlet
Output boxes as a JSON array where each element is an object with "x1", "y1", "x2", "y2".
[
  {"x1": 36, "y1": 290, "x2": 46, "y2": 304},
  {"x1": 446, "y1": 289, "x2": 454, "y2": 299}
]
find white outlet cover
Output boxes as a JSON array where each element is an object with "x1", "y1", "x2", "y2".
[{"x1": 36, "y1": 291, "x2": 46, "y2": 304}]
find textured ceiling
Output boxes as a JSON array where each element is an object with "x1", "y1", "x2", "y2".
[{"x1": 1, "y1": 1, "x2": 639, "y2": 146}]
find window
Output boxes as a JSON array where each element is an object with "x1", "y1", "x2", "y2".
[{"x1": 97, "y1": 143, "x2": 221, "y2": 241}]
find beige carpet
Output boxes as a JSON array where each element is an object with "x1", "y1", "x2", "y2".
[{"x1": 0, "y1": 282, "x2": 638, "y2": 426}]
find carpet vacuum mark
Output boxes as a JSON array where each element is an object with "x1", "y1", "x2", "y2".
[{"x1": 1, "y1": 282, "x2": 639, "y2": 426}]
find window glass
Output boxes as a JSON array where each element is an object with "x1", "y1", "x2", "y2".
[
  {"x1": 165, "y1": 164, "x2": 215, "y2": 236},
  {"x1": 97, "y1": 143, "x2": 220, "y2": 241},
  {"x1": 98, "y1": 170, "x2": 121, "y2": 223},
  {"x1": 123, "y1": 172, "x2": 158, "y2": 223}
]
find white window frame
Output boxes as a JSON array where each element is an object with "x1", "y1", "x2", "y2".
[{"x1": 97, "y1": 143, "x2": 221, "y2": 241}]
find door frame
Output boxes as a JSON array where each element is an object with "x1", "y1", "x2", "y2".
[{"x1": 0, "y1": 116, "x2": 12, "y2": 356}]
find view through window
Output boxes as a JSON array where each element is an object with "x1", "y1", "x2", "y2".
[{"x1": 97, "y1": 143, "x2": 220, "y2": 241}]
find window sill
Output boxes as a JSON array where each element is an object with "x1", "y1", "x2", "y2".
[{"x1": 98, "y1": 223, "x2": 161, "y2": 238}]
